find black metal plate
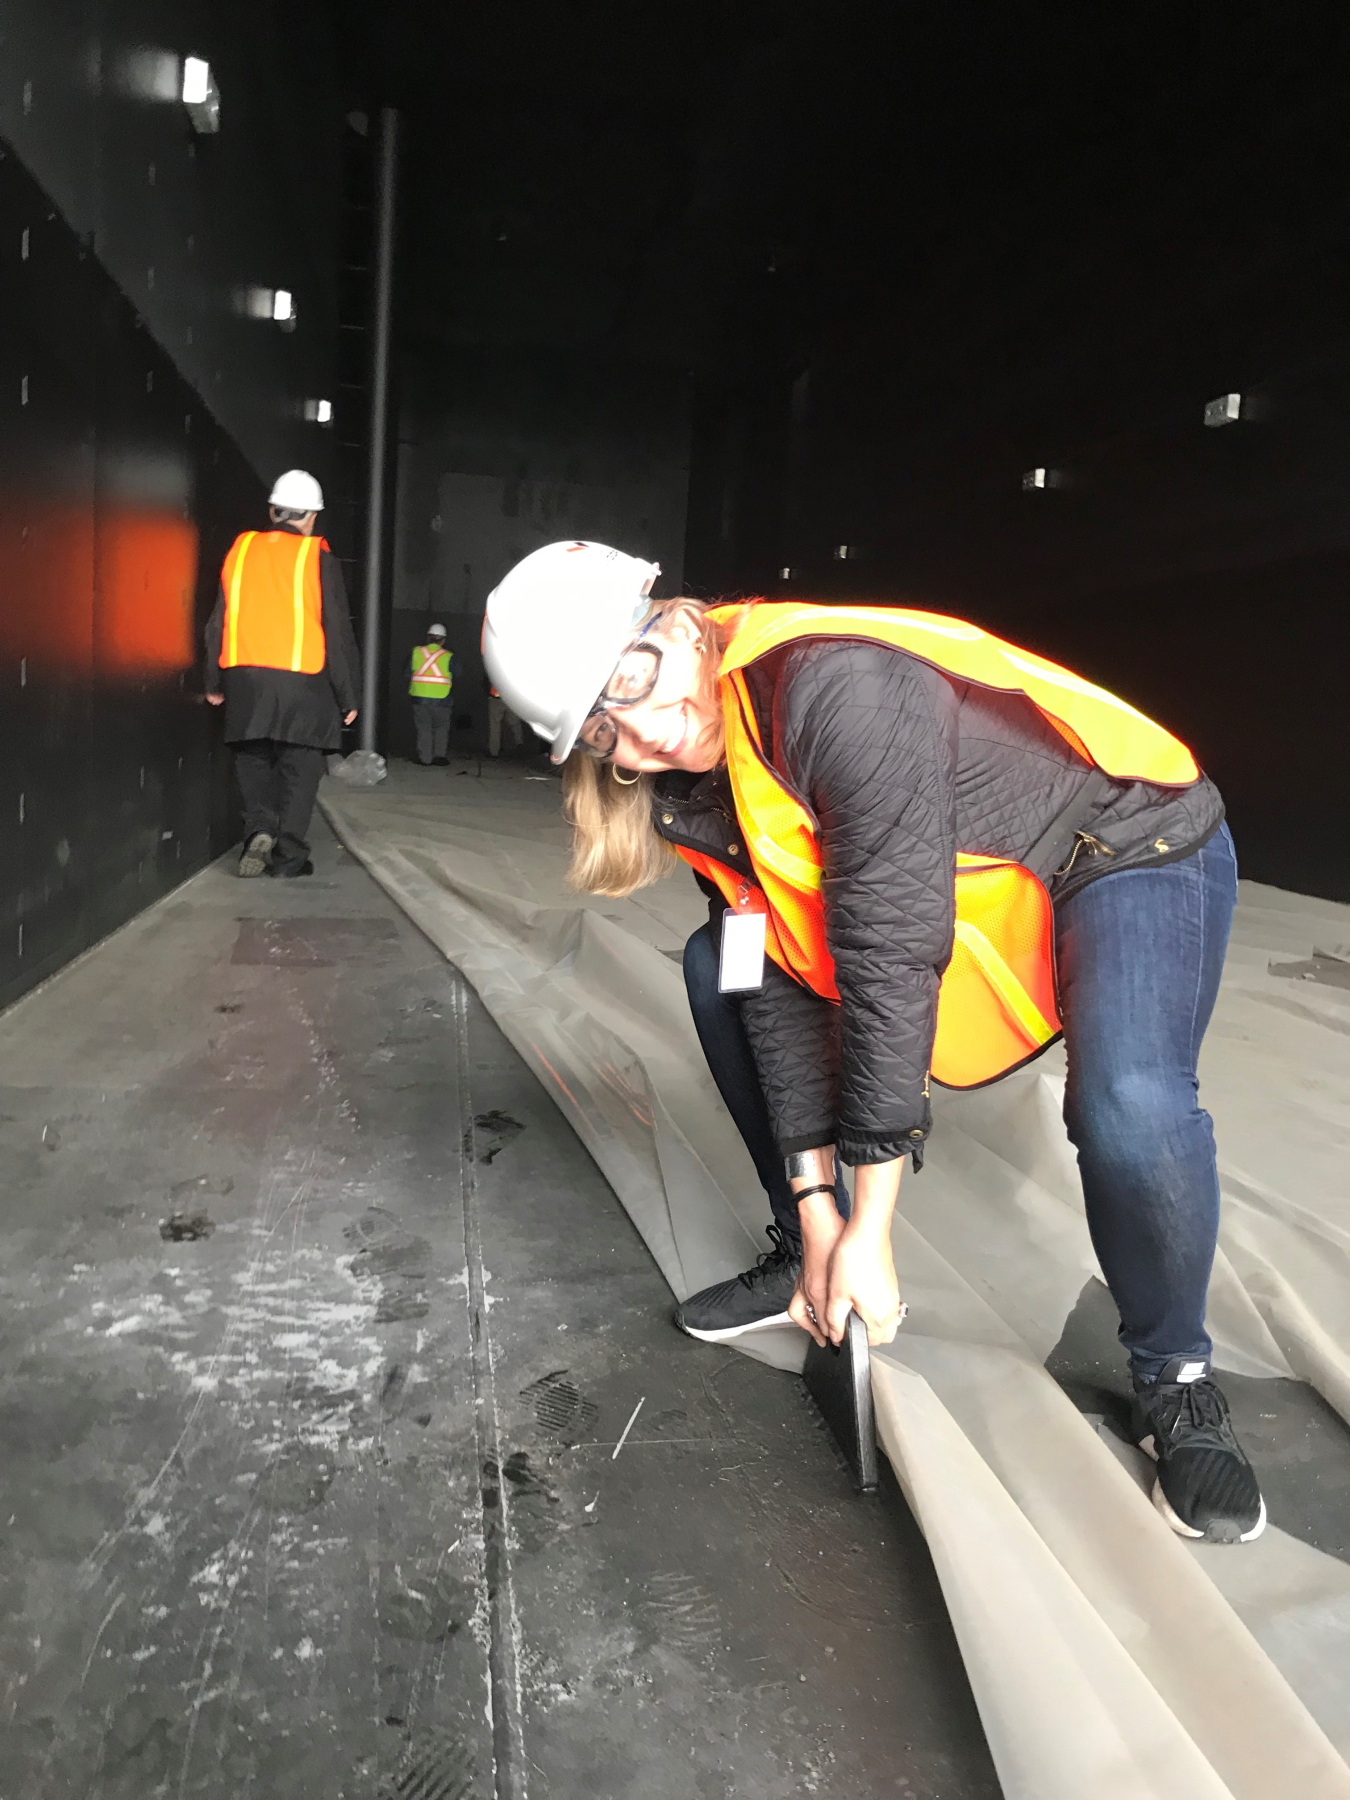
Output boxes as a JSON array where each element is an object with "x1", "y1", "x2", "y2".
[{"x1": 803, "y1": 1309, "x2": 878, "y2": 1494}]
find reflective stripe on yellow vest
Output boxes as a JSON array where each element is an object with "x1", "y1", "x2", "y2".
[
  {"x1": 409, "y1": 644, "x2": 453, "y2": 698},
  {"x1": 676, "y1": 602, "x2": 1200, "y2": 1090},
  {"x1": 219, "y1": 531, "x2": 326, "y2": 674}
]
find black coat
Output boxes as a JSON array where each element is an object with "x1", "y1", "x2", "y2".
[
  {"x1": 653, "y1": 639, "x2": 1224, "y2": 1168},
  {"x1": 204, "y1": 526, "x2": 362, "y2": 751}
]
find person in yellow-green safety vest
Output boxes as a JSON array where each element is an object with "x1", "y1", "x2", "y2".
[{"x1": 409, "y1": 623, "x2": 453, "y2": 765}]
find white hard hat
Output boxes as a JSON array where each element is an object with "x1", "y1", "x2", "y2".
[
  {"x1": 269, "y1": 468, "x2": 324, "y2": 512},
  {"x1": 427, "y1": 623, "x2": 447, "y2": 639},
  {"x1": 482, "y1": 541, "x2": 661, "y2": 761}
]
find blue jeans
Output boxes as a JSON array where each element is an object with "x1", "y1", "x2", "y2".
[
  {"x1": 683, "y1": 824, "x2": 1237, "y2": 1380},
  {"x1": 682, "y1": 926, "x2": 848, "y2": 1249},
  {"x1": 1058, "y1": 823, "x2": 1236, "y2": 1381}
]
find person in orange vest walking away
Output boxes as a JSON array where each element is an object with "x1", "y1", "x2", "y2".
[
  {"x1": 481, "y1": 539, "x2": 1265, "y2": 1548},
  {"x1": 409, "y1": 622, "x2": 453, "y2": 765},
  {"x1": 205, "y1": 470, "x2": 361, "y2": 877}
]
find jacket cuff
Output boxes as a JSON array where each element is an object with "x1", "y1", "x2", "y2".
[
  {"x1": 837, "y1": 1126, "x2": 929, "y2": 1171},
  {"x1": 777, "y1": 1126, "x2": 837, "y2": 1158}
]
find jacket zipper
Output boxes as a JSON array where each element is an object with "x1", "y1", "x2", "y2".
[{"x1": 1056, "y1": 831, "x2": 1116, "y2": 879}]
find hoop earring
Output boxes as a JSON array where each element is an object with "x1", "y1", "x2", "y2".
[{"x1": 611, "y1": 766, "x2": 641, "y2": 786}]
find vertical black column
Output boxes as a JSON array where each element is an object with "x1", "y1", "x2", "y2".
[{"x1": 360, "y1": 107, "x2": 399, "y2": 750}]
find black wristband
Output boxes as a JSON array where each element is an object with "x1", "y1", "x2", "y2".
[{"x1": 792, "y1": 1183, "x2": 837, "y2": 1206}]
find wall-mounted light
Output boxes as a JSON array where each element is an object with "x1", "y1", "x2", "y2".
[
  {"x1": 1204, "y1": 392, "x2": 1242, "y2": 427},
  {"x1": 304, "y1": 398, "x2": 333, "y2": 424},
  {"x1": 181, "y1": 55, "x2": 220, "y2": 133},
  {"x1": 832, "y1": 544, "x2": 859, "y2": 561},
  {"x1": 778, "y1": 566, "x2": 793, "y2": 580},
  {"x1": 271, "y1": 289, "x2": 294, "y2": 323},
  {"x1": 181, "y1": 56, "x2": 210, "y2": 103},
  {"x1": 1023, "y1": 468, "x2": 1048, "y2": 490}
]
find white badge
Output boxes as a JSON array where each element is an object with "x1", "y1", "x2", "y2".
[{"x1": 719, "y1": 907, "x2": 767, "y2": 993}]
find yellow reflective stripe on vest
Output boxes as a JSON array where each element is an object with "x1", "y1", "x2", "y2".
[
  {"x1": 998, "y1": 649, "x2": 1157, "y2": 728},
  {"x1": 226, "y1": 531, "x2": 255, "y2": 667},
  {"x1": 712, "y1": 601, "x2": 1198, "y2": 787},
  {"x1": 724, "y1": 671, "x2": 825, "y2": 892},
  {"x1": 291, "y1": 535, "x2": 317, "y2": 672},
  {"x1": 751, "y1": 830, "x2": 823, "y2": 891},
  {"x1": 952, "y1": 919, "x2": 1057, "y2": 1047}
]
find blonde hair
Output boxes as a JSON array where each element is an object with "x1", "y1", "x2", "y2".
[{"x1": 561, "y1": 599, "x2": 727, "y2": 897}]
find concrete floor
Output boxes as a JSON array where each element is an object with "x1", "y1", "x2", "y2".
[{"x1": 0, "y1": 817, "x2": 1000, "y2": 1799}]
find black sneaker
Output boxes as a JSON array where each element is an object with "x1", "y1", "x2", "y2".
[
  {"x1": 1133, "y1": 1358, "x2": 1266, "y2": 1543},
  {"x1": 674, "y1": 1224, "x2": 801, "y2": 1343},
  {"x1": 267, "y1": 858, "x2": 314, "y2": 879},
  {"x1": 238, "y1": 832, "x2": 274, "y2": 878}
]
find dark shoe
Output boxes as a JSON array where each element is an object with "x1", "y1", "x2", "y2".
[
  {"x1": 267, "y1": 859, "x2": 314, "y2": 879},
  {"x1": 238, "y1": 832, "x2": 274, "y2": 878},
  {"x1": 432, "y1": 756, "x2": 451, "y2": 766},
  {"x1": 675, "y1": 1223, "x2": 801, "y2": 1342},
  {"x1": 1133, "y1": 1359, "x2": 1266, "y2": 1542}
]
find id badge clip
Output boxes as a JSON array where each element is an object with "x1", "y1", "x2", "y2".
[{"x1": 719, "y1": 883, "x2": 767, "y2": 993}]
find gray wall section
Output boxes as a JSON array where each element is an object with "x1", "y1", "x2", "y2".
[
  {"x1": 386, "y1": 349, "x2": 690, "y2": 759},
  {"x1": 0, "y1": 0, "x2": 342, "y2": 484}
]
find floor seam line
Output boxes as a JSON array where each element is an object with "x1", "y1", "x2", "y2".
[{"x1": 454, "y1": 973, "x2": 529, "y2": 1800}]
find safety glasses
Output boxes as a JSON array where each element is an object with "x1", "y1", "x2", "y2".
[{"x1": 575, "y1": 639, "x2": 663, "y2": 759}]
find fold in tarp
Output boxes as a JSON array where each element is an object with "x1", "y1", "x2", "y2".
[{"x1": 322, "y1": 766, "x2": 1350, "y2": 1800}]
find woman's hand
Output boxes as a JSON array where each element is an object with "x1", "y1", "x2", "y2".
[
  {"x1": 789, "y1": 1191, "x2": 845, "y2": 1348},
  {"x1": 822, "y1": 1156, "x2": 906, "y2": 1347},
  {"x1": 823, "y1": 1225, "x2": 904, "y2": 1346}
]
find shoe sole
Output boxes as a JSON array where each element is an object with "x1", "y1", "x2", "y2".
[
  {"x1": 238, "y1": 834, "x2": 274, "y2": 878},
  {"x1": 676, "y1": 1308, "x2": 796, "y2": 1343}
]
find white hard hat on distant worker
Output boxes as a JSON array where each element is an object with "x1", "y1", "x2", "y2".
[
  {"x1": 427, "y1": 623, "x2": 447, "y2": 639},
  {"x1": 482, "y1": 541, "x2": 661, "y2": 761},
  {"x1": 269, "y1": 469, "x2": 325, "y2": 512}
]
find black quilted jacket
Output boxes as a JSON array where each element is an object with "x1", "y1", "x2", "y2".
[{"x1": 652, "y1": 638, "x2": 1224, "y2": 1168}]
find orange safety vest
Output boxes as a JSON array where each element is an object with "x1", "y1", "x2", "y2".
[
  {"x1": 219, "y1": 530, "x2": 326, "y2": 674},
  {"x1": 675, "y1": 602, "x2": 1200, "y2": 1089}
]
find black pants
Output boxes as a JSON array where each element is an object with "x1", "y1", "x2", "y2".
[
  {"x1": 682, "y1": 921, "x2": 849, "y2": 1249},
  {"x1": 232, "y1": 740, "x2": 327, "y2": 874},
  {"x1": 412, "y1": 697, "x2": 451, "y2": 763}
]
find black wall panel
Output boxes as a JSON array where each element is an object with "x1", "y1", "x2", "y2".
[
  {"x1": 0, "y1": 141, "x2": 261, "y2": 1009},
  {"x1": 687, "y1": 331, "x2": 1350, "y2": 901},
  {"x1": 673, "y1": 13, "x2": 1350, "y2": 903},
  {"x1": 0, "y1": 0, "x2": 343, "y2": 483}
]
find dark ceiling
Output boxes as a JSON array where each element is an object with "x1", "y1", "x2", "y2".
[{"x1": 330, "y1": 0, "x2": 1347, "y2": 393}]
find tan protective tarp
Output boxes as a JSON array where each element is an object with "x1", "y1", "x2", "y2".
[{"x1": 322, "y1": 765, "x2": 1350, "y2": 1800}]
